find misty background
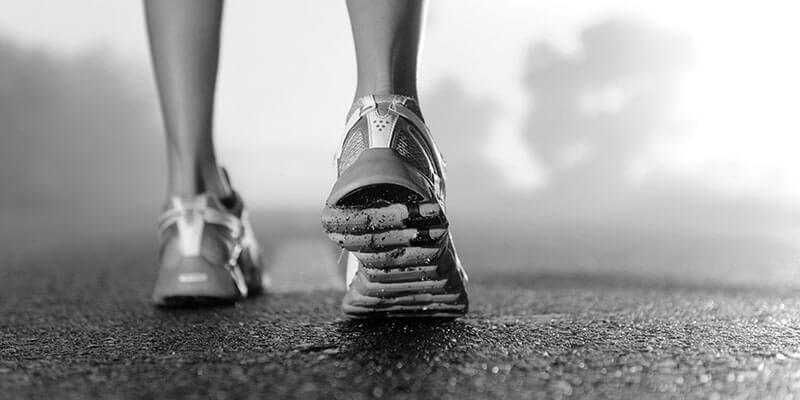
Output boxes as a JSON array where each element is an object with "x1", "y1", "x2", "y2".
[{"x1": 2, "y1": 0, "x2": 800, "y2": 288}]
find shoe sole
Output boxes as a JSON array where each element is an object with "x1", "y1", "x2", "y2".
[{"x1": 323, "y1": 150, "x2": 468, "y2": 318}]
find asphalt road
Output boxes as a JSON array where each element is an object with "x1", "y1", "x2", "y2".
[{"x1": 3, "y1": 209, "x2": 800, "y2": 399}]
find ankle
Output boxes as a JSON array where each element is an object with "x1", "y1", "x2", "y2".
[
  {"x1": 166, "y1": 164, "x2": 231, "y2": 201},
  {"x1": 349, "y1": 93, "x2": 424, "y2": 122},
  {"x1": 354, "y1": 81, "x2": 418, "y2": 102}
]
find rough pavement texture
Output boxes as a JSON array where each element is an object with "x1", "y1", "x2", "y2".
[{"x1": 3, "y1": 210, "x2": 800, "y2": 399}]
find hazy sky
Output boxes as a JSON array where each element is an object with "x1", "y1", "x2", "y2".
[{"x1": 1, "y1": 0, "x2": 798, "y2": 208}]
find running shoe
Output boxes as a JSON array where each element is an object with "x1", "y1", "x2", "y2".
[
  {"x1": 322, "y1": 94, "x2": 469, "y2": 317},
  {"x1": 152, "y1": 172, "x2": 265, "y2": 306}
]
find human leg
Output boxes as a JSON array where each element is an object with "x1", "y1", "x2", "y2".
[
  {"x1": 346, "y1": 0, "x2": 425, "y2": 101},
  {"x1": 322, "y1": 0, "x2": 469, "y2": 317},
  {"x1": 144, "y1": 0, "x2": 229, "y2": 200},
  {"x1": 144, "y1": 0, "x2": 264, "y2": 305}
]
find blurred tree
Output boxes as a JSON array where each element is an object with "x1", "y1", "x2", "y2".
[
  {"x1": 523, "y1": 20, "x2": 694, "y2": 198},
  {"x1": 0, "y1": 38, "x2": 163, "y2": 210},
  {"x1": 423, "y1": 78, "x2": 500, "y2": 204}
]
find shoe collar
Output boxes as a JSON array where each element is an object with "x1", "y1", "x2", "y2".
[{"x1": 158, "y1": 193, "x2": 244, "y2": 239}]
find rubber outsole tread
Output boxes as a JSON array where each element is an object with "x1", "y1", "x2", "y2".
[
  {"x1": 353, "y1": 247, "x2": 442, "y2": 269},
  {"x1": 321, "y1": 203, "x2": 446, "y2": 234},
  {"x1": 323, "y1": 199, "x2": 468, "y2": 318},
  {"x1": 328, "y1": 228, "x2": 446, "y2": 252},
  {"x1": 362, "y1": 265, "x2": 439, "y2": 283}
]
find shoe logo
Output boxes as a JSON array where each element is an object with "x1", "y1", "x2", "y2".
[{"x1": 178, "y1": 272, "x2": 208, "y2": 283}]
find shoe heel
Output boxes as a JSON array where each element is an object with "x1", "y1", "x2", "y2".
[
  {"x1": 152, "y1": 256, "x2": 244, "y2": 307},
  {"x1": 327, "y1": 148, "x2": 433, "y2": 206}
]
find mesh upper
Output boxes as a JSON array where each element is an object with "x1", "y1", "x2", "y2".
[
  {"x1": 338, "y1": 121, "x2": 369, "y2": 173},
  {"x1": 338, "y1": 97, "x2": 437, "y2": 182},
  {"x1": 392, "y1": 125, "x2": 434, "y2": 180}
]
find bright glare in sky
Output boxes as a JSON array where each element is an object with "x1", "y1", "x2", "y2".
[
  {"x1": 658, "y1": 2, "x2": 800, "y2": 204},
  {"x1": 461, "y1": 1, "x2": 800, "y2": 207}
]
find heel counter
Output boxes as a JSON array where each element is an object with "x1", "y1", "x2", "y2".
[{"x1": 327, "y1": 149, "x2": 435, "y2": 205}]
